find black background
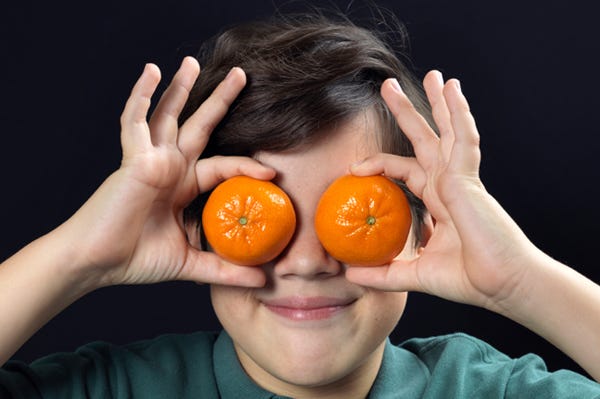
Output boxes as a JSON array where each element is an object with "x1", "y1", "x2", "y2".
[{"x1": 2, "y1": 0, "x2": 599, "y2": 378}]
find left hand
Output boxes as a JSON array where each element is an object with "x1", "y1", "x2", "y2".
[{"x1": 346, "y1": 71, "x2": 542, "y2": 312}]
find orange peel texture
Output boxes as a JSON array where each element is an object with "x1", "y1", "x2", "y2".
[
  {"x1": 202, "y1": 176, "x2": 296, "y2": 266},
  {"x1": 315, "y1": 175, "x2": 412, "y2": 266}
]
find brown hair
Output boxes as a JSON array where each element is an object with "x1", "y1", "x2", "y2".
[{"x1": 182, "y1": 12, "x2": 434, "y2": 248}]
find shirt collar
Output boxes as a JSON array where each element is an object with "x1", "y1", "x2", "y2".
[
  {"x1": 213, "y1": 330, "x2": 428, "y2": 398},
  {"x1": 213, "y1": 330, "x2": 291, "y2": 399},
  {"x1": 367, "y1": 338, "x2": 429, "y2": 398}
]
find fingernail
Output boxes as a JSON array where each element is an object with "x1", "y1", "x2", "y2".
[
  {"x1": 390, "y1": 78, "x2": 403, "y2": 93},
  {"x1": 434, "y1": 70, "x2": 444, "y2": 85}
]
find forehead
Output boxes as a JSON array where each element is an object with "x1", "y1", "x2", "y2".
[{"x1": 254, "y1": 112, "x2": 380, "y2": 192}]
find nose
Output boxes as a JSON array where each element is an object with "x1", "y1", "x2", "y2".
[{"x1": 273, "y1": 219, "x2": 343, "y2": 279}]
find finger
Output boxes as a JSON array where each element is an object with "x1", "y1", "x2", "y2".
[
  {"x1": 350, "y1": 153, "x2": 427, "y2": 199},
  {"x1": 345, "y1": 260, "x2": 422, "y2": 292},
  {"x1": 195, "y1": 156, "x2": 277, "y2": 193},
  {"x1": 380, "y1": 78, "x2": 440, "y2": 169},
  {"x1": 443, "y1": 80, "x2": 481, "y2": 174},
  {"x1": 120, "y1": 63, "x2": 161, "y2": 154},
  {"x1": 148, "y1": 57, "x2": 201, "y2": 146},
  {"x1": 179, "y1": 249, "x2": 266, "y2": 287},
  {"x1": 423, "y1": 70, "x2": 454, "y2": 163},
  {"x1": 177, "y1": 67, "x2": 247, "y2": 161}
]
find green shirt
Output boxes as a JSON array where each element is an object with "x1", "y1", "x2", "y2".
[{"x1": 2, "y1": 331, "x2": 599, "y2": 398}]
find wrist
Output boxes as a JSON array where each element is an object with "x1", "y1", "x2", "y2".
[
  {"x1": 43, "y1": 221, "x2": 109, "y2": 297},
  {"x1": 49, "y1": 170, "x2": 153, "y2": 290},
  {"x1": 487, "y1": 246, "x2": 553, "y2": 318}
]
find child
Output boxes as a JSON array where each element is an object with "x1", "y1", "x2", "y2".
[{"x1": 1, "y1": 12, "x2": 600, "y2": 398}]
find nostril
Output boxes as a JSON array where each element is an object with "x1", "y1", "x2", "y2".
[
  {"x1": 273, "y1": 251, "x2": 344, "y2": 279},
  {"x1": 316, "y1": 270, "x2": 339, "y2": 279},
  {"x1": 270, "y1": 219, "x2": 344, "y2": 278}
]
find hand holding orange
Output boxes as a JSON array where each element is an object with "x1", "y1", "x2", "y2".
[{"x1": 315, "y1": 175, "x2": 412, "y2": 266}]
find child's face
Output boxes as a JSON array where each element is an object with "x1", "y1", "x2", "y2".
[{"x1": 210, "y1": 114, "x2": 417, "y2": 394}]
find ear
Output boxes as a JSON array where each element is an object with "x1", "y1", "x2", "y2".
[
  {"x1": 184, "y1": 221, "x2": 203, "y2": 250},
  {"x1": 417, "y1": 211, "x2": 435, "y2": 252}
]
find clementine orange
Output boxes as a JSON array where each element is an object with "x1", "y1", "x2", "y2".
[
  {"x1": 202, "y1": 175, "x2": 296, "y2": 266},
  {"x1": 314, "y1": 175, "x2": 412, "y2": 266}
]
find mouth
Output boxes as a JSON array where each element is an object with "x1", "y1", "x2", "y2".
[{"x1": 261, "y1": 296, "x2": 357, "y2": 321}]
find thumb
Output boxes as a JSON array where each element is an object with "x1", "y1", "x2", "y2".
[
  {"x1": 177, "y1": 247, "x2": 267, "y2": 287},
  {"x1": 345, "y1": 260, "x2": 422, "y2": 292}
]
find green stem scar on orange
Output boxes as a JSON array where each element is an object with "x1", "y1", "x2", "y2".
[
  {"x1": 202, "y1": 176, "x2": 296, "y2": 266},
  {"x1": 315, "y1": 175, "x2": 412, "y2": 266}
]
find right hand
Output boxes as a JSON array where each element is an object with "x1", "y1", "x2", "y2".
[{"x1": 60, "y1": 57, "x2": 270, "y2": 291}]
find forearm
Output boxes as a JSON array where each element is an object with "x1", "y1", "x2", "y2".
[
  {"x1": 0, "y1": 226, "x2": 96, "y2": 366},
  {"x1": 499, "y1": 251, "x2": 600, "y2": 381}
]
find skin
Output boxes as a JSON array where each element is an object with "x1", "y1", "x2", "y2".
[
  {"x1": 1, "y1": 55, "x2": 600, "y2": 398},
  {"x1": 348, "y1": 75, "x2": 600, "y2": 381},
  {"x1": 0, "y1": 58, "x2": 270, "y2": 366},
  {"x1": 210, "y1": 115, "x2": 415, "y2": 398}
]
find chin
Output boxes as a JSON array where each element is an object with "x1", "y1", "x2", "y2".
[
  {"x1": 233, "y1": 327, "x2": 389, "y2": 393},
  {"x1": 273, "y1": 359, "x2": 348, "y2": 388},
  {"x1": 235, "y1": 339, "x2": 376, "y2": 392},
  {"x1": 213, "y1": 285, "x2": 407, "y2": 393}
]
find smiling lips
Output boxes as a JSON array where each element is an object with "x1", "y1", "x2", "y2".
[{"x1": 262, "y1": 296, "x2": 356, "y2": 321}]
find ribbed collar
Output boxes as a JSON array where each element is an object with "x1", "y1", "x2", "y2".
[
  {"x1": 213, "y1": 330, "x2": 428, "y2": 398},
  {"x1": 213, "y1": 331, "x2": 291, "y2": 399},
  {"x1": 367, "y1": 337, "x2": 429, "y2": 398}
]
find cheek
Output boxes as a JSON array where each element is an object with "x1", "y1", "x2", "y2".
[
  {"x1": 362, "y1": 290, "x2": 407, "y2": 332},
  {"x1": 210, "y1": 285, "x2": 256, "y2": 331}
]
